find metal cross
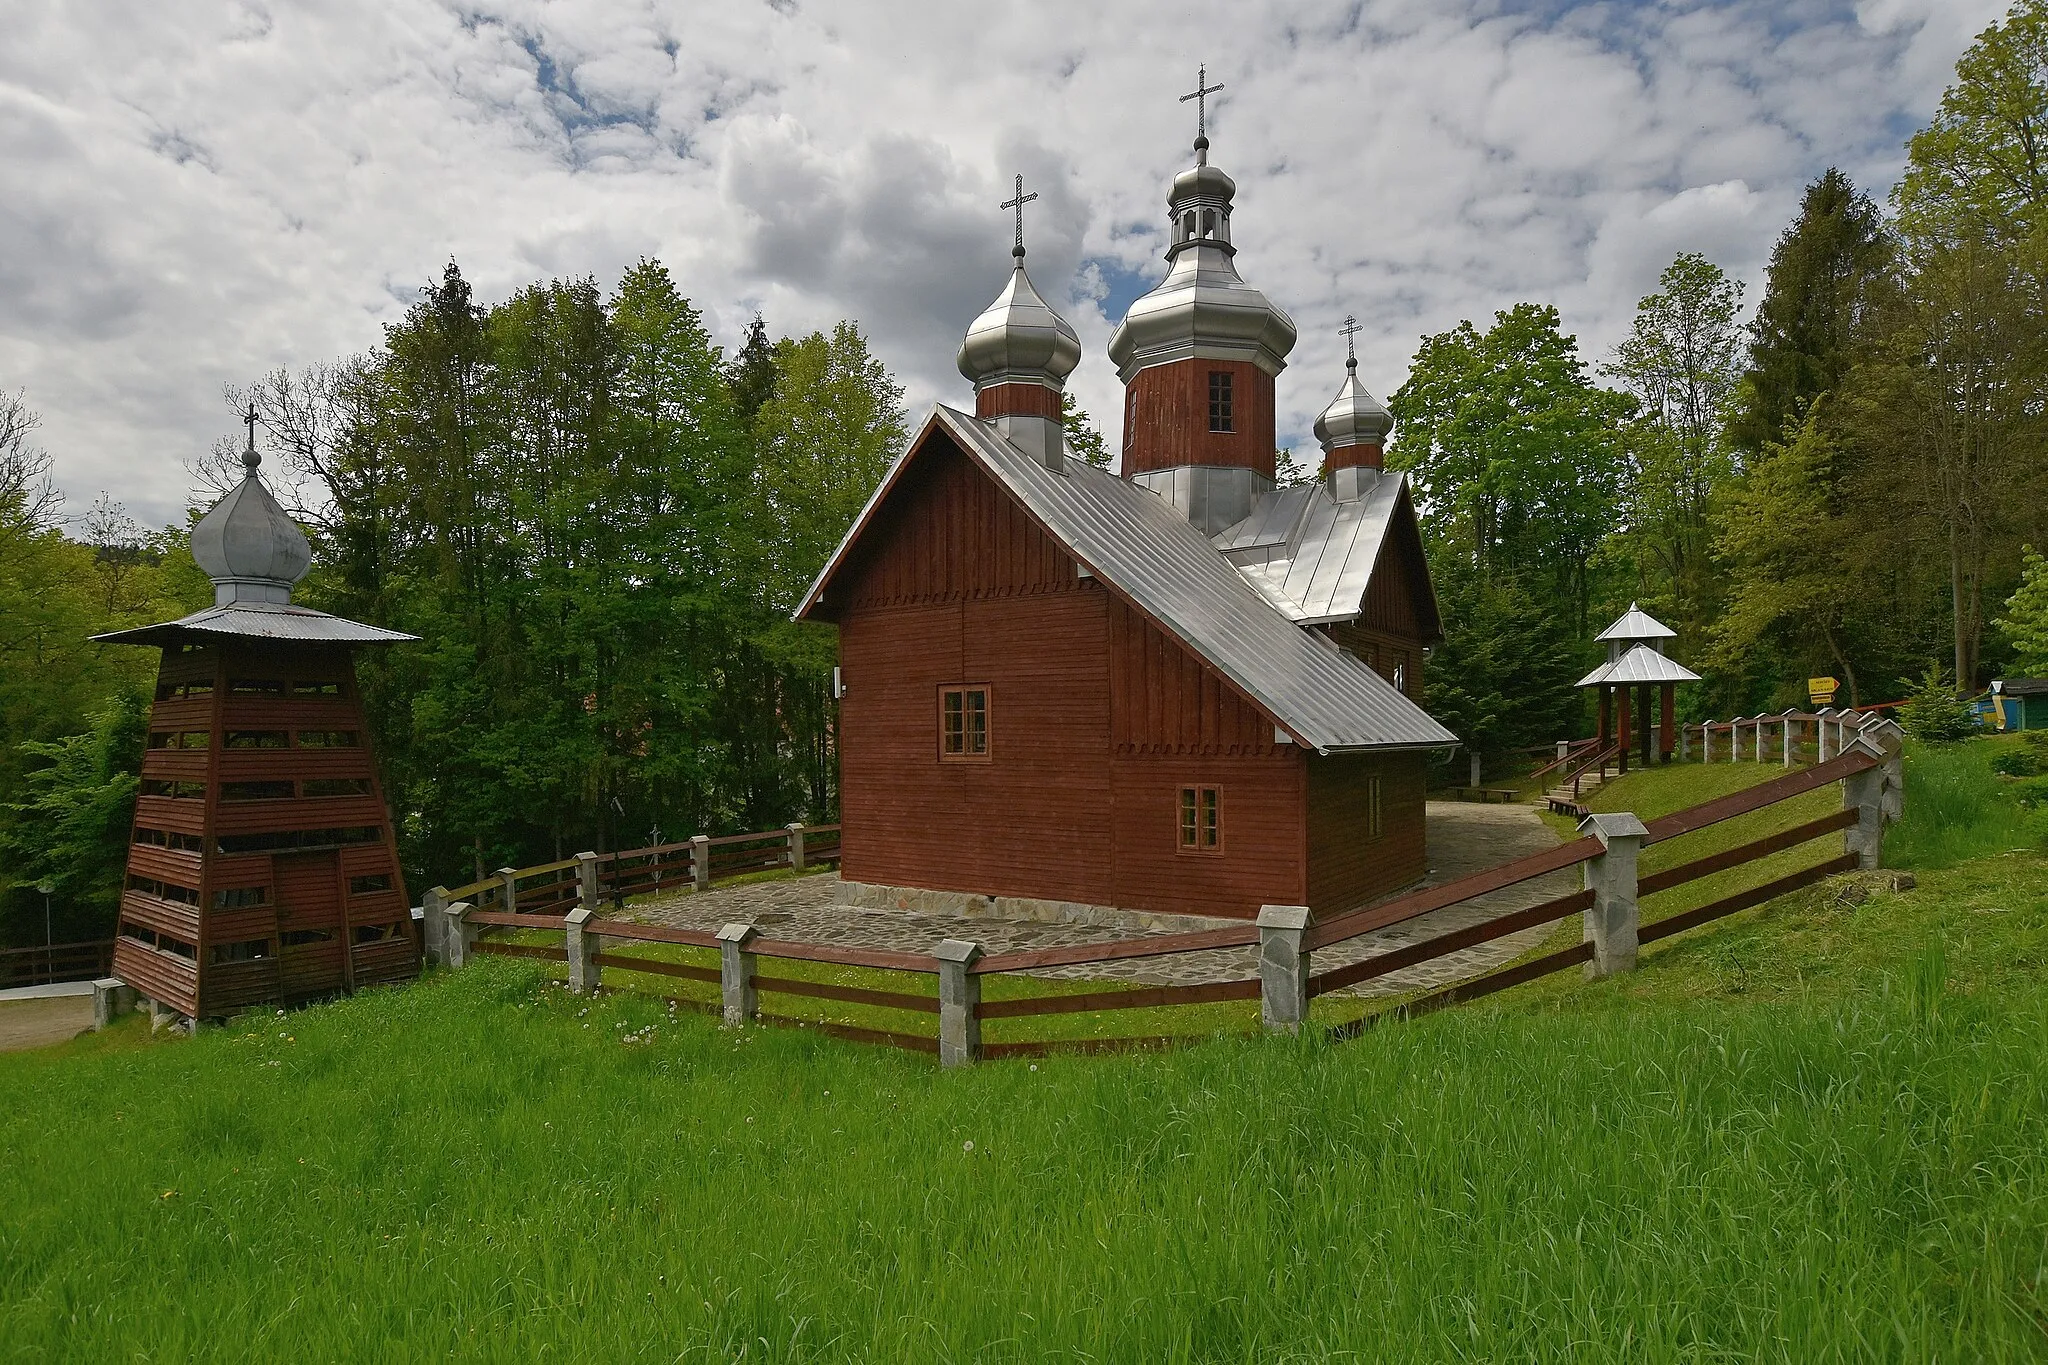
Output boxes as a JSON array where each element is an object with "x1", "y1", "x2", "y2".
[
  {"x1": 1180, "y1": 64, "x2": 1225, "y2": 140},
  {"x1": 241, "y1": 400, "x2": 261, "y2": 470},
  {"x1": 1000, "y1": 174, "x2": 1037, "y2": 256},
  {"x1": 1339, "y1": 314, "x2": 1362, "y2": 362}
]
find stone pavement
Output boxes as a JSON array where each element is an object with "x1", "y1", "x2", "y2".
[{"x1": 620, "y1": 801, "x2": 1579, "y2": 1000}]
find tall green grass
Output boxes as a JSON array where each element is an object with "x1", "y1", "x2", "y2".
[
  {"x1": 1889, "y1": 737, "x2": 2048, "y2": 869},
  {"x1": 4, "y1": 941, "x2": 2048, "y2": 1361}
]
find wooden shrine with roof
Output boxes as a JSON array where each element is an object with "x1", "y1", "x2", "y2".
[
  {"x1": 797, "y1": 89, "x2": 1457, "y2": 925},
  {"x1": 94, "y1": 413, "x2": 419, "y2": 1021},
  {"x1": 1576, "y1": 603, "x2": 1700, "y2": 771}
]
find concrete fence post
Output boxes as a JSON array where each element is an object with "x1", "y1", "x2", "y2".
[
  {"x1": 496, "y1": 866, "x2": 519, "y2": 915},
  {"x1": 443, "y1": 901, "x2": 476, "y2": 969},
  {"x1": 92, "y1": 977, "x2": 136, "y2": 1031},
  {"x1": 1579, "y1": 813, "x2": 1648, "y2": 979},
  {"x1": 1469, "y1": 751, "x2": 1482, "y2": 788},
  {"x1": 1782, "y1": 710, "x2": 1795, "y2": 767},
  {"x1": 1816, "y1": 708, "x2": 1836, "y2": 762},
  {"x1": 421, "y1": 885, "x2": 450, "y2": 966},
  {"x1": 692, "y1": 835, "x2": 713, "y2": 893},
  {"x1": 716, "y1": 923, "x2": 759, "y2": 1026},
  {"x1": 576, "y1": 852, "x2": 600, "y2": 913},
  {"x1": 1842, "y1": 727, "x2": 1905, "y2": 870},
  {"x1": 1702, "y1": 720, "x2": 1714, "y2": 764},
  {"x1": 1679, "y1": 724, "x2": 1690, "y2": 763},
  {"x1": 933, "y1": 939, "x2": 984, "y2": 1068},
  {"x1": 787, "y1": 822, "x2": 807, "y2": 872},
  {"x1": 1556, "y1": 739, "x2": 1570, "y2": 763},
  {"x1": 564, "y1": 906, "x2": 602, "y2": 993},
  {"x1": 1256, "y1": 905, "x2": 1314, "y2": 1032}
]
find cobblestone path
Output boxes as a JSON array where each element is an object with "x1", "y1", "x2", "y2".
[{"x1": 623, "y1": 802, "x2": 1578, "y2": 999}]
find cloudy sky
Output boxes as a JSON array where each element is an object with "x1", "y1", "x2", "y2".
[{"x1": 0, "y1": 0, "x2": 2009, "y2": 526}]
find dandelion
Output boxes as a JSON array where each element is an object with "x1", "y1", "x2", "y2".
[{"x1": 963, "y1": 1140, "x2": 975, "y2": 1153}]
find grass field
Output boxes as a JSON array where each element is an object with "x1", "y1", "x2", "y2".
[{"x1": 4, "y1": 742, "x2": 2047, "y2": 1360}]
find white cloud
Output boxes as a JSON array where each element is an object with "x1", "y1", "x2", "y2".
[{"x1": 0, "y1": 0, "x2": 2013, "y2": 524}]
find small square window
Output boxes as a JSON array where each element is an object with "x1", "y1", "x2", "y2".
[
  {"x1": 939, "y1": 686, "x2": 991, "y2": 762},
  {"x1": 1178, "y1": 786, "x2": 1222, "y2": 852},
  {"x1": 1208, "y1": 371, "x2": 1234, "y2": 432}
]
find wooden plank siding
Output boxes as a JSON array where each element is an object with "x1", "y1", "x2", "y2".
[
  {"x1": 1305, "y1": 751, "x2": 1428, "y2": 917},
  {"x1": 117, "y1": 639, "x2": 417, "y2": 1018},
  {"x1": 1119, "y1": 358, "x2": 1277, "y2": 477}
]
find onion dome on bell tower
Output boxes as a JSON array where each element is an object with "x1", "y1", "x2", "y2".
[
  {"x1": 957, "y1": 175, "x2": 1082, "y2": 471},
  {"x1": 1313, "y1": 316, "x2": 1395, "y2": 498},
  {"x1": 1108, "y1": 68, "x2": 1297, "y2": 532},
  {"x1": 188, "y1": 405, "x2": 313, "y2": 607}
]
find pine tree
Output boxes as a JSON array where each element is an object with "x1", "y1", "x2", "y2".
[
  {"x1": 726, "y1": 313, "x2": 779, "y2": 427},
  {"x1": 1997, "y1": 545, "x2": 2048, "y2": 674},
  {"x1": 1728, "y1": 169, "x2": 1892, "y2": 457}
]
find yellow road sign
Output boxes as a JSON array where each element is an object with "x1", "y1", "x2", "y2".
[{"x1": 1807, "y1": 676, "x2": 1839, "y2": 705}]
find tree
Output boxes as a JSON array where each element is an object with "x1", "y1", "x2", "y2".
[
  {"x1": 1710, "y1": 402, "x2": 1869, "y2": 702},
  {"x1": 726, "y1": 313, "x2": 779, "y2": 426},
  {"x1": 1388, "y1": 303, "x2": 1631, "y2": 634},
  {"x1": 0, "y1": 693, "x2": 147, "y2": 944},
  {"x1": 1420, "y1": 572, "x2": 1585, "y2": 768},
  {"x1": 1729, "y1": 170, "x2": 1892, "y2": 457},
  {"x1": 1839, "y1": 237, "x2": 2046, "y2": 690},
  {"x1": 1896, "y1": 0, "x2": 2048, "y2": 250},
  {"x1": 1898, "y1": 662, "x2": 1982, "y2": 741},
  {"x1": 1604, "y1": 253, "x2": 1746, "y2": 638},
  {"x1": 1996, "y1": 545, "x2": 2048, "y2": 673},
  {"x1": 1060, "y1": 392, "x2": 1110, "y2": 468}
]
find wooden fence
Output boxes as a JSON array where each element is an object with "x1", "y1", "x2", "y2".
[
  {"x1": 431, "y1": 726, "x2": 1904, "y2": 1065},
  {"x1": 0, "y1": 940, "x2": 114, "y2": 989},
  {"x1": 1678, "y1": 706, "x2": 1897, "y2": 767},
  {"x1": 420, "y1": 822, "x2": 841, "y2": 967}
]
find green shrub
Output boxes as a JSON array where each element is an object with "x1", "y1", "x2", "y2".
[
  {"x1": 1991, "y1": 746, "x2": 2044, "y2": 777},
  {"x1": 1898, "y1": 662, "x2": 1982, "y2": 743}
]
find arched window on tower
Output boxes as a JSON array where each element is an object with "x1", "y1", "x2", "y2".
[
  {"x1": 1201, "y1": 209, "x2": 1216, "y2": 238},
  {"x1": 1181, "y1": 211, "x2": 1197, "y2": 242}
]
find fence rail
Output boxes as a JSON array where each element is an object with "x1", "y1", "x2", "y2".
[
  {"x1": 0, "y1": 940, "x2": 114, "y2": 989},
  {"x1": 428, "y1": 724, "x2": 1905, "y2": 1066}
]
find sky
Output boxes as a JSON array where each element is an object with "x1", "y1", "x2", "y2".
[{"x1": 0, "y1": 0, "x2": 2012, "y2": 527}]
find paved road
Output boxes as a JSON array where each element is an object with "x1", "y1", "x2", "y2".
[{"x1": 624, "y1": 801, "x2": 1578, "y2": 998}]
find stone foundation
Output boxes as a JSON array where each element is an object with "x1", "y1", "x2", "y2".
[{"x1": 832, "y1": 880, "x2": 1242, "y2": 935}]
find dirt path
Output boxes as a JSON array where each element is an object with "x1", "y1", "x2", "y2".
[{"x1": 0, "y1": 996, "x2": 94, "y2": 1052}]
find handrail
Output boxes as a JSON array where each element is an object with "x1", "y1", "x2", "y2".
[
  {"x1": 0, "y1": 939, "x2": 115, "y2": 958},
  {"x1": 1527, "y1": 738, "x2": 1603, "y2": 783}
]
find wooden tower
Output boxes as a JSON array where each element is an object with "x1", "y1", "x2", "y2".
[{"x1": 95, "y1": 417, "x2": 417, "y2": 1020}]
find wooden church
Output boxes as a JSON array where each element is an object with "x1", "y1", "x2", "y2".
[
  {"x1": 798, "y1": 112, "x2": 1456, "y2": 924},
  {"x1": 95, "y1": 416, "x2": 418, "y2": 1021}
]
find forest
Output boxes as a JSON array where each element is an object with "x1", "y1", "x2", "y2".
[{"x1": 5, "y1": 5, "x2": 2048, "y2": 948}]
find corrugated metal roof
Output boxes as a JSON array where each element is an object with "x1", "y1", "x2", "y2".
[
  {"x1": 1577, "y1": 643, "x2": 1700, "y2": 686},
  {"x1": 1595, "y1": 601, "x2": 1677, "y2": 642},
  {"x1": 1220, "y1": 472, "x2": 1408, "y2": 625},
  {"x1": 802, "y1": 406, "x2": 1457, "y2": 754},
  {"x1": 93, "y1": 602, "x2": 418, "y2": 648}
]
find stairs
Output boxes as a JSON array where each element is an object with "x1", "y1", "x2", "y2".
[{"x1": 1542, "y1": 763, "x2": 1618, "y2": 819}]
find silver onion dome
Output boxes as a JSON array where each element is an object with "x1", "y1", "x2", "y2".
[
  {"x1": 188, "y1": 420, "x2": 312, "y2": 606},
  {"x1": 956, "y1": 259, "x2": 1082, "y2": 390},
  {"x1": 1313, "y1": 357, "x2": 1394, "y2": 450},
  {"x1": 1106, "y1": 142, "x2": 1295, "y2": 382}
]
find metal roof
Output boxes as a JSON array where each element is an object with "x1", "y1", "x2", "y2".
[
  {"x1": 1577, "y1": 643, "x2": 1700, "y2": 687},
  {"x1": 799, "y1": 405, "x2": 1458, "y2": 754},
  {"x1": 93, "y1": 601, "x2": 418, "y2": 648},
  {"x1": 1595, "y1": 601, "x2": 1677, "y2": 642},
  {"x1": 1214, "y1": 470, "x2": 1431, "y2": 629}
]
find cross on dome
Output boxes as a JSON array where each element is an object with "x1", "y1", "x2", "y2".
[
  {"x1": 1339, "y1": 315, "x2": 1362, "y2": 368},
  {"x1": 1180, "y1": 65, "x2": 1225, "y2": 157},
  {"x1": 241, "y1": 401, "x2": 261, "y2": 473},
  {"x1": 999, "y1": 174, "x2": 1037, "y2": 260}
]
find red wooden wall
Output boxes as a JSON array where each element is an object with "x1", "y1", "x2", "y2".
[{"x1": 1120, "y1": 358, "x2": 1276, "y2": 478}]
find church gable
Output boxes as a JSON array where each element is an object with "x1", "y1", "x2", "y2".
[{"x1": 810, "y1": 427, "x2": 1082, "y2": 618}]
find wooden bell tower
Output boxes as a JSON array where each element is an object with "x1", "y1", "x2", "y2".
[{"x1": 95, "y1": 412, "x2": 417, "y2": 1021}]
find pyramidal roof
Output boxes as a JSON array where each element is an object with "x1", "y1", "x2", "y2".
[{"x1": 1595, "y1": 602, "x2": 1677, "y2": 643}]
